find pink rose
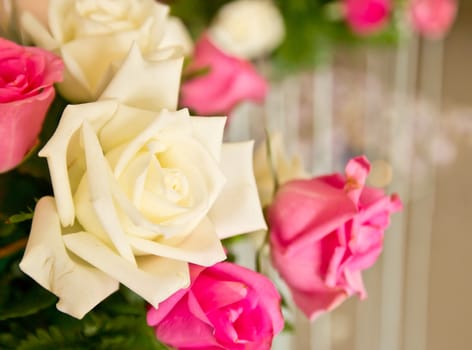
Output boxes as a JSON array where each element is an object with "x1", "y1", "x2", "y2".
[
  {"x1": 0, "y1": 38, "x2": 63, "y2": 173},
  {"x1": 268, "y1": 156, "x2": 402, "y2": 320},
  {"x1": 180, "y1": 34, "x2": 268, "y2": 116},
  {"x1": 147, "y1": 262, "x2": 284, "y2": 350},
  {"x1": 409, "y1": 0, "x2": 457, "y2": 39},
  {"x1": 343, "y1": 0, "x2": 392, "y2": 35}
]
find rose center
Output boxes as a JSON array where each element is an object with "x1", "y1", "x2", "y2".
[
  {"x1": 74, "y1": 0, "x2": 136, "y2": 35},
  {"x1": 162, "y1": 169, "x2": 189, "y2": 203},
  {"x1": 76, "y1": 0, "x2": 130, "y2": 19}
]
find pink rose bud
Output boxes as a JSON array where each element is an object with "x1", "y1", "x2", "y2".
[
  {"x1": 147, "y1": 262, "x2": 284, "y2": 350},
  {"x1": 343, "y1": 0, "x2": 392, "y2": 35},
  {"x1": 268, "y1": 156, "x2": 402, "y2": 320},
  {"x1": 180, "y1": 34, "x2": 268, "y2": 116},
  {"x1": 0, "y1": 38, "x2": 63, "y2": 173},
  {"x1": 409, "y1": 0, "x2": 457, "y2": 39}
]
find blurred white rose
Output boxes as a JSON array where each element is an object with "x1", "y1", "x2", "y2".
[
  {"x1": 21, "y1": 0, "x2": 193, "y2": 102},
  {"x1": 16, "y1": 0, "x2": 49, "y2": 27},
  {"x1": 254, "y1": 133, "x2": 307, "y2": 207},
  {"x1": 209, "y1": 0, "x2": 285, "y2": 59}
]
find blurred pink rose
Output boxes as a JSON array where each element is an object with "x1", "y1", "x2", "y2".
[
  {"x1": 268, "y1": 156, "x2": 402, "y2": 320},
  {"x1": 147, "y1": 262, "x2": 283, "y2": 350},
  {"x1": 0, "y1": 38, "x2": 63, "y2": 173},
  {"x1": 409, "y1": 0, "x2": 457, "y2": 39},
  {"x1": 180, "y1": 34, "x2": 268, "y2": 116},
  {"x1": 343, "y1": 0, "x2": 392, "y2": 34}
]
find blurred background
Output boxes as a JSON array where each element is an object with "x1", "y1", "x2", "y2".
[{"x1": 228, "y1": 1, "x2": 472, "y2": 349}]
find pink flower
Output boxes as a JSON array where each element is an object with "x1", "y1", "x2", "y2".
[
  {"x1": 268, "y1": 156, "x2": 402, "y2": 320},
  {"x1": 147, "y1": 262, "x2": 284, "y2": 350},
  {"x1": 409, "y1": 0, "x2": 457, "y2": 39},
  {"x1": 0, "y1": 38, "x2": 63, "y2": 173},
  {"x1": 180, "y1": 34, "x2": 268, "y2": 116},
  {"x1": 343, "y1": 0, "x2": 392, "y2": 35}
]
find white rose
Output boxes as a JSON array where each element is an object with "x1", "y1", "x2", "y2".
[
  {"x1": 21, "y1": 0, "x2": 193, "y2": 102},
  {"x1": 19, "y1": 45, "x2": 266, "y2": 319},
  {"x1": 15, "y1": 0, "x2": 49, "y2": 28},
  {"x1": 209, "y1": 0, "x2": 285, "y2": 59},
  {"x1": 254, "y1": 133, "x2": 307, "y2": 207}
]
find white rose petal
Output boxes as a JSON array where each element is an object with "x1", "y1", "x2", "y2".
[
  {"x1": 160, "y1": 17, "x2": 194, "y2": 56},
  {"x1": 209, "y1": 141, "x2": 267, "y2": 238},
  {"x1": 209, "y1": 0, "x2": 285, "y2": 59},
  {"x1": 63, "y1": 232, "x2": 190, "y2": 309},
  {"x1": 100, "y1": 42, "x2": 183, "y2": 111},
  {"x1": 254, "y1": 133, "x2": 308, "y2": 206},
  {"x1": 19, "y1": 197, "x2": 119, "y2": 320}
]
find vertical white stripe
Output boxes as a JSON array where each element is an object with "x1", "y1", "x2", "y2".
[
  {"x1": 312, "y1": 60, "x2": 334, "y2": 175},
  {"x1": 403, "y1": 39, "x2": 443, "y2": 350},
  {"x1": 307, "y1": 60, "x2": 335, "y2": 350},
  {"x1": 380, "y1": 34, "x2": 419, "y2": 350},
  {"x1": 225, "y1": 102, "x2": 251, "y2": 142},
  {"x1": 283, "y1": 76, "x2": 301, "y2": 156}
]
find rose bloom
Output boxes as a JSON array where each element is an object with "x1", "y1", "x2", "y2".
[
  {"x1": 268, "y1": 156, "x2": 402, "y2": 319},
  {"x1": 20, "y1": 0, "x2": 192, "y2": 102},
  {"x1": 409, "y1": 0, "x2": 457, "y2": 39},
  {"x1": 20, "y1": 46, "x2": 266, "y2": 319},
  {"x1": 180, "y1": 34, "x2": 268, "y2": 116},
  {"x1": 253, "y1": 133, "x2": 307, "y2": 207},
  {"x1": 147, "y1": 262, "x2": 284, "y2": 350},
  {"x1": 208, "y1": 0, "x2": 285, "y2": 60},
  {"x1": 343, "y1": 0, "x2": 392, "y2": 35},
  {"x1": 0, "y1": 38, "x2": 63, "y2": 173}
]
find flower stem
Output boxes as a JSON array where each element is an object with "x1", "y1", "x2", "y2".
[
  {"x1": 0, "y1": 237, "x2": 27, "y2": 259},
  {"x1": 264, "y1": 129, "x2": 280, "y2": 198}
]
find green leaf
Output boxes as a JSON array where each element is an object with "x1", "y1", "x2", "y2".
[
  {"x1": 0, "y1": 282, "x2": 57, "y2": 321},
  {"x1": 7, "y1": 212, "x2": 34, "y2": 224}
]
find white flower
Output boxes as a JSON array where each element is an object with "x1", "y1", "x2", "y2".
[
  {"x1": 21, "y1": 0, "x2": 192, "y2": 102},
  {"x1": 254, "y1": 133, "x2": 307, "y2": 207},
  {"x1": 19, "y1": 43, "x2": 266, "y2": 320},
  {"x1": 209, "y1": 0, "x2": 285, "y2": 60}
]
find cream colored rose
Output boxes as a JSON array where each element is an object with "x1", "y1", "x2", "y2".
[
  {"x1": 209, "y1": 0, "x2": 285, "y2": 59},
  {"x1": 19, "y1": 46, "x2": 266, "y2": 319},
  {"x1": 254, "y1": 133, "x2": 307, "y2": 207},
  {"x1": 20, "y1": 0, "x2": 192, "y2": 102},
  {"x1": 20, "y1": 104, "x2": 266, "y2": 319},
  {"x1": 15, "y1": 0, "x2": 49, "y2": 28}
]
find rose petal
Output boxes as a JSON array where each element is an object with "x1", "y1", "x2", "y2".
[
  {"x1": 0, "y1": 87, "x2": 55, "y2": 173},
  {"x1": 209, "y1": 142, "x2": 267, "y2": 239},
  {"x1": 79, "y1": 120, "x2": 137, "y2": 264},
  {"x1": 21, "y1": 12, "x2": 58, "y2": 50},
  {"x1": 129, "y1": 217, "x2": 226, "y2": 266},
  {"x1": 100, "y1": 42, "x2": 183, "y2": 111},
  {"x1": 19, "y1": 197, "x2": 119, "y2": 319},
  {"x1": 63, "y1": 232, "x2": 190, "y2": 308},
  {"x1": 159, "y1": 17, "x2": 194, "y2": 55},
  {"x1": 190, "y1": 116, "x2": 226, "y2": 162},
  {"x1": 39, "y1": 101, "x2": 119, "y2": 227},
  {"x1": 209, "y1": 263, "x2": 284, "y2": 335},
  {"x1": 291, "y1": 287, "x2": 348, "y2": 321}
]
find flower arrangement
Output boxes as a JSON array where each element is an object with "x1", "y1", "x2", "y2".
[{"x1": 0, "y1": 0, "x2": 456, "y2": 349}]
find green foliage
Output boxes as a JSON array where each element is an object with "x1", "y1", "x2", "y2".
[
  {"x1": 170, "y1": 0, "x2": 230, "y2": 37},
  {"x1": 0, "y1": 286, "x2": 170, "y2": 350},
  {"x1": 272, "y1": 0, "x2": 401, "y2": 74},
  {"x1": 0, "y1": 278, "x2": 57, "y2": 321},
  {"x1": 170, "y1": 0, "x2": 401, "y2": 75}
]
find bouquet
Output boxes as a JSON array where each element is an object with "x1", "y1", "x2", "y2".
[{"x1": 0, "y1": 0, "x2": 456, "y2": 349}]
